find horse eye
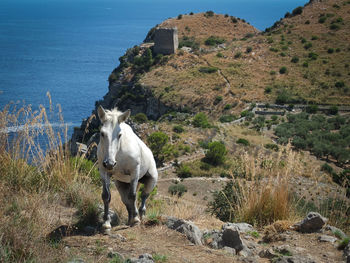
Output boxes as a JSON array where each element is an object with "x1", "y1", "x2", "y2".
[
  {"x1": 100, "y1": 132, "x2": 105, "y2": 138},
  {"x1": 118, "y1": 133, "x2": 122, "y2": 139}
]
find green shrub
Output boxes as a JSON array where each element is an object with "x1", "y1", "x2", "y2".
[
  {"x1": 216, "y1": 52, "x2": 224, "y2": 58},
  {"x1": 328, "y1": 48, "x2": 334, "y2": 54},
  {"x1": 214, "y1": 96, "x2": 223, "y2": 105},
  {"x1": 192, "y1": 112, "x2": 211, "y2": 128},
  {"x1": 219, "y1": 114, "x2": 236, "y2": 123},
  {"x1": 292, "y1": 6, "x2": 303, "y2": 16},
  {"x1": 70, "y1": 157, "x2": 100, "y2": 186},
  {"x1": 311, "y1": 35, "x2": 318, "y2": 40},
  {"x1": 147, "y1": 131, "x2": 169, "y2": 164},
  {"x1": 177, "y1": 14, "x2": 183, "y2": 20},
  {"x1": 168, "y1": 184, "x2": 187, "y2": 197},
  {"x1": 173, "y1": 125, "x2": 184, "y2": 133},
  {"x1": 246, "y1": 46, "x2": 253, "y2": 53},
  {"x1": 275, "y1": 90, "x2": 291, "y2": 104},
  {"x1": 264, "y1": 86, "x2": 272, "y2": 94},
  {"x1": 319, "y1": 16, "x2": 327, "y2": 23},
  {"x1": 205, "y1": 36, "x2": 225, "y2": 46},
  {"x1": 321, "y1": 163, "x2": 333, "y2": 174},
  {"x1": 179, "y1": 36, "x2": 200, "y2": 50},
  {"x1": 264, "y1": 143, "x2": 279, "y2": 152},
  {"x1": 305, "y1": 104, "x2": 318, "y2": 113},
  {"x1": 224, "y1": 104, "x2": 232, "y2": 110},
  {"x1": 189, "y1": 12, "x2": 194, "y2": 15},
  {"x1": 304, "y1": 42, "x2": 312, "y2": 49},
  {"x1": 308, "y1": 52, "x2": 318, "y2": 60},
  {"x1": 335, "y1": 81, "x2": 345, "y2": 88},
  {"x1": 204, "y1": 141, "x2": 227, "y2": 166},
  {"x1": 133, "y1": 112, "x2": 148, "y2": 123},
  {"x1": 176, "y1": 164, "x2": 192, "y2": 178},
  {"x1": 234, "y1": 52, "x2": 242, "y2": 58},
  {"x1": 328, "y1": 106, "x2": 338, "y2": 115},
  {"x1": 291, "y1": 56, "x2": 299, "y2": 63},
  {"x1": 208, "y1": 181, "x2": 242, "y2": 222},
  {"x1": 205, "y1": 10, "x2": 214, "y2": 17},
  {"x1": 279, "y1": 66, "x2": 287, "y2": 74},
  {"x1": 303, "y1": 62, "x2": 309, "y2": 67},
  {"x1": 236, "y1": 138, "x2": 250, "y2": 146},
  {"x1": 199, "y1": 66, "x2": 218, "y2": 73},
  {"x1": 330, "y1": 24, "x2": 340, "y2": 30},
  {"x1": 231, "y1": 17, "x2": 238, "y2": 23}
]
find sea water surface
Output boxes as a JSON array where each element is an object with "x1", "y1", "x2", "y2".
[{"x1": 0, "y1": 0, "x2": 308, "y2": 135}]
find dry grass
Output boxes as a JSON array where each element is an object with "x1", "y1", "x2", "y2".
[{"x1": 0, "y1": 98, "x2": 101, "y2": 262}]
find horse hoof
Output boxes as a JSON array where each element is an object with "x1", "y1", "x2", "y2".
[
  {"x1": 102, "y1": 221, "x2": 112, "y2": 230},
  {"x1": 128, "y1": 217, "x2": 141, "y2": 226}
]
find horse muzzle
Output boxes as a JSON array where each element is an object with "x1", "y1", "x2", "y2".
[{"x1": 103, "y1": 159, "x2": 116, "y2": 170}]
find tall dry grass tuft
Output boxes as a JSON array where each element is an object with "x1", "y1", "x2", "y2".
[
  {"x1": 0, "y1": 99, "x2": 101, "y2": 262},
  {"x1": 234, "y1": 144, "x2": 297, "y2": 227}
]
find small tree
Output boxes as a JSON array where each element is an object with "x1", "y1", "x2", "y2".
[
  {"x1": 204, "y1": 141, "x2": 227, "y2": 166},
  {"x1": 192, "y1": 112, "x2": 211, "y2": 128},
  {"x1": 147, "y1": 131, "x2": 168, "y2": 164}
]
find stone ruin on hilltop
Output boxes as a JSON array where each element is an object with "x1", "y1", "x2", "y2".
[{"x1": 153, "y1": 27, "x2": 178, "y2": 55}]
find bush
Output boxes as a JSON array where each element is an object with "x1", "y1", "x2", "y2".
[
  {"x1": 219, "y1": 114, "x2": 236, "y2": 123},
  {"x1": 305, "y1": 104, "x2": 318, "y2": 114},
  {"x1": 176, "y1": 164, "x2": 192, "y2": 178},
  {"x1": 319, "y1": 16, "x2": 327, "y2": 23},
  {"x1": 208, "y1": 181, "x2": 242, "y2": 222},
  {"x1": 179, "y1": 36, "x2": 199, "y2": 50},
  {"x1": 328, "y1": 106, "x2": 338, "y2": 115},
  {"x1": 236, "y1": 138, "x2": 250, "y2": 146},
  {"x1": 224, "y1": 104, "x2": 232, "y2": 110},
  {"x1": 264, "y1": 143, "x2": 279, "y2": 152},
  {"x1": 192, "y1": 112, "x2": 211, "y2": 128},
  {"x1": 328, "y1": 48, "x2": 334, "y2": 54},
  {"x1": 246, "y1": 46, "x2": 252, "y2": 53},
  {"x1": 168, "y1": 184, "x2": 187, "y2": 197},
  {"x1": 205, "y1": 36, "x2": 225, "y2": 46},
  {"x1": 133, "y1": 112, "x2": 148, "y2": 123},
  {"x1": 199, "y1": 66, "x2": 218, "y2": 73},
  {"x1": 205, "y1": 10, "x2": 214, "y2": 17},
  {"x1": 304, "y1": 42, "x2": 312, "y2": 49},
  {"x1": 292, "y1": 6, "x2": 303, "y2": 16},
  {"x1": 173, "y1": 125, "x2": 184, "y2": 133},
  {"x1": 264, "y1": 86, "x2": 272, "y2": 94},
  {"x1": 321, "y1": 163, "x2": 333, "y2": 174},
  {"x1": 231, "y1": 17, "x2": 238, "y2": 23},
  {"x1": 330, "y1": 24, "x2": 340, "y2": 30},
  {"x1": 335, "y1": 81, "x2": 345, "y2": 88},
  {"x1": 279, "y1": 66, "x2": 287, "y2": 74},
  {"x1": 204, "y1": 141, "x2": 227, "y2": 166},
  {"x1": 216, "y1": 52, "x2": 224, "y2": 58},
  {"x1": 303, "y1": 61, "x2": 309, "y2": 67},
  {"x1": 308, "y1": 52, "x2": 318, "y2": 60},
  {"x1": 234, "y1": 52, "x2": 242, "y2": 58},
  {"x1": 291, "y1": 56, "x2": 299, "y2": 63},
  {"x1": 147, "y1": 131, "x2": 169, "y2": 164},
  {"x1": 275, "y1": 90, "x2": 291, "y2": 104},
  {"x1": 177, "y1": 14, "x2": 182, "y2": 20}
]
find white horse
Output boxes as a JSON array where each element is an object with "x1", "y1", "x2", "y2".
[{"x1": 97, "y1": 106, "x2": 158, "y2": 228}]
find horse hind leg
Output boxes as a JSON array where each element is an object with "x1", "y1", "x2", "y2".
[{"x1": 138, "y1": 171, "x2": 158, "y2": 219}]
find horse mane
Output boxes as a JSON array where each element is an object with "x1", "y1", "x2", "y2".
[{"x1": 104, "y1": 107, "x2": 124, "y2": 124}]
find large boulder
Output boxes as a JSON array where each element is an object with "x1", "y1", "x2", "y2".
[
  {"x1": 222, "y1": 222, "x2": 254, "y2": 233},
  {"x1": 222, "y1": 226, "x2": 244, "y2": 253},
  {"x1": 165, "y1": 216, "x2": 203, "y2": 245},
  {"x1": 128, "y1": 254, "x2": 154, "y2": 263},
  {"x1": 293, "y1": 212, "x2": 327, "y2": 233}
]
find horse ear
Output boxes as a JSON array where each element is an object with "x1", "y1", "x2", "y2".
[
  {"x1": 118, "y1": 109, "x2": 131, "y2": 123},
  {"x1": 97, "y1": 105, "x2": 106, "y2": 121}
]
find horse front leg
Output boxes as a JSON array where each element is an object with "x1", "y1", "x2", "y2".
[
  {"x1": 127, "y1": 165, "x2": 141, "y2": 226},
  {"x1": 101, "y1": 174, "x2": 112, "y2": 229}
]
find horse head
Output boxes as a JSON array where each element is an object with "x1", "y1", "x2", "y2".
[{"x1": 97, "y1": 105, "x2": 130, "y2": 171}]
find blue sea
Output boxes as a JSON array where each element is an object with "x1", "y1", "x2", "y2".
[{"x1": 0, "y1": 0, "x2": 307, "y2": 135}]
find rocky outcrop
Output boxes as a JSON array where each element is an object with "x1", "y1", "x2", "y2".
[
  {"x1": 165, "y1": 216, "x2": 203, "y2": 245},
  {"x1": 293, "y1": 212, "x2": 327, "y2": 233}
]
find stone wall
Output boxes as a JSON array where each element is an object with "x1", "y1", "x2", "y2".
[{"x1": 153, "y1": 27, "x2": 178, "y2": 55}]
